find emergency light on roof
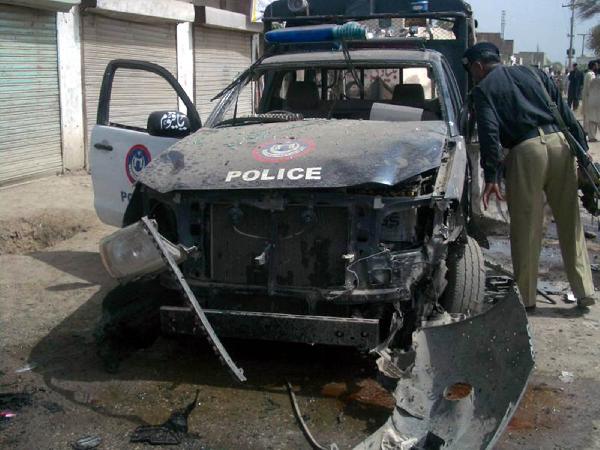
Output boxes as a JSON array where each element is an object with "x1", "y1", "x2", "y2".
[{"x1": 264, "y1": 22, "x2": 367, "y2": 44}]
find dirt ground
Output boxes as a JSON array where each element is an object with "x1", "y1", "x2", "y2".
[{"x1": 1, "y1": 141, "x2": 599, "y2": 449}]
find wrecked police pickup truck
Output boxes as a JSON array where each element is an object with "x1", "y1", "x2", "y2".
[{"x1": 90, "y1": 0, "x2": 534, "y2": 448}]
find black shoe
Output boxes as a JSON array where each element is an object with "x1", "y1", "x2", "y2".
[{"x1": 577, "y1": 296, "x2": 596, "y2": 308}]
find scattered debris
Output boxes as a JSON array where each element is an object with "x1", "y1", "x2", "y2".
[
  {"x1": 286, "y1": 382, "x2": 339, "y2": 450},
  {"x1": 71, "y1": 435, "x2": 102, "y2": 450},
  {"x1": 537, "y1": 289, "x2": 557, "y2": 305},
  {"x1": 538, "y1": 288, "x2": 564, "y2": 296},
  {"x1": 1, "y1": 411, "x2": 17, "y2": 423},
  {"x1": 130, "y1": 426, "x2": 181, "y2": 446},
  {"x1": 558, "y1": 371, "x2": 574, "y2": 383},
  {"x1": 130, "y1": 390, "x2": 199, "y2": 445},
  {"x1": 41, "y1": 401, "x2": 64, "y2": 414},
  {"x1": 0, "y1": 392, "x2": 33, "y2": 410},
  {"x1": 584, "y1": 230, "x2": 596, "y2": 240},
  {"x1": 264, "y1": 396, "x2": 279, "y2": 412},
  {"x1": 563, "y1": 292, "x2": 577, "y2": 304},
  {"x1": 484, "y1": 259, "x2": 559, "y2": 304},
  {"x1": 591, "y1": 264, "x2": 599, "y2": 272},
  {"x1": 0, "y1": 393, "x2": 32, "y2": 426},
  {"x1": 15, "y1": 362, "x2": 37, "y2": 373}
]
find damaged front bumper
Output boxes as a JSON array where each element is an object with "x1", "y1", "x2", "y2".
[
  {"x1": 356, "y1": 286, "x2": 534, "y2": 450},
  {"x1": 100, "y1": 217, "x2": 534, "y2": 448},
  {"x1": 161, "y1": 307, "x2": 381, "y2": 350}
]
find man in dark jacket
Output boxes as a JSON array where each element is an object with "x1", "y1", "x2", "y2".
[
  {"x1": 463, "y1": 42, "x2": 596, "y2": 311},
  {"x1": 568, "y1": 63, "x2": 584, "y2": 110}
]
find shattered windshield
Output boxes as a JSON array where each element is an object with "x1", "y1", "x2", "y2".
[{"x1": 204, "y1": 60, "x2": 446, "y2": 128}]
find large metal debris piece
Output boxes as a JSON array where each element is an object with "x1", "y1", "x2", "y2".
[
  {"x1": 356, "y1": 287, "x2": 534, "y2": 450},
  {"x1": 141, "y1": 216, "x2": 246, "y2": 382}
]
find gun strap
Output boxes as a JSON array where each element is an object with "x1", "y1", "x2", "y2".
[
  {"x1": 526, "y1": 66, "x2": 577, "y2": 144},
  {"x1": 524, "y1": 66, "x2": 572, "y2": 136}
]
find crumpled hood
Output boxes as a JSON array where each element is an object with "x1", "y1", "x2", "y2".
[{"x1": 138, "y1": 119, "x2": 447, "y2": 193}]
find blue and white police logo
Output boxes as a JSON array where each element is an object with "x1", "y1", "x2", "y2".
[
  {"x1": 252, "y1": 137, "x2": 316, "y2": 163},
  {"x1": 125, "y1": 144, "x2": 151, "y2": 183}
]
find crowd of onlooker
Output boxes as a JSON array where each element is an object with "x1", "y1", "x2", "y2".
[{"x1": 552, "y1": 60, "x2": 600, "y2": 142}]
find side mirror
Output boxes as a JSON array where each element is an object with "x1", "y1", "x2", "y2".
[{"x1": 147, "y1": 111, "x2": 191, "y2": 138}]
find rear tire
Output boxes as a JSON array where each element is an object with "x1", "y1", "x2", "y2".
[{"x1": 441, "y1": 236, "x2": 486, "y2": 314}]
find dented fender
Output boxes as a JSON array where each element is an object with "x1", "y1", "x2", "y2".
[{"x1": 356, "y1": 287, "x2": 534, "y2": 450}]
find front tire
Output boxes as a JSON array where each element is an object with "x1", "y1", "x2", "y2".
[{"x1": 441, "y1": 236, "x2": 486, "y2": 315}]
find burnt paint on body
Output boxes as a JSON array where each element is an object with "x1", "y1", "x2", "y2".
[{"x1": 158, "y1": 150, "x2": 185, "y2": 174}]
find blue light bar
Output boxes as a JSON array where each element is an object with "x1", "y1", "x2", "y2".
[{"x1": 265, "y1": 22, "x2": 367, "y2": 44}]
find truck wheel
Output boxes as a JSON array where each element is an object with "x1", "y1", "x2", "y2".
[
  {"x1": 441, "y1": 236, "x2": 486, "y2": 315},
  {"x1": 95, "y1": 279, "x2": 166, "y2": 372}
]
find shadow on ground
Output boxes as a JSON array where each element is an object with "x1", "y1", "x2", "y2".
[
  {"x1": 25, "y1": 249, "x2": 600, "y2": 449},
  {"x1": 26, "y1": 251, "x2": 391, "y2": 435},
  {"x1": 30, "y1": 250, "x2": 110, "y2": 286}
]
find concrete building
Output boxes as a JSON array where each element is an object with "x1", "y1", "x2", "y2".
[
  {"x1": 515, "y1": 51, "x2": 551, "y2": 68},
  {"x1": 0, "y1": 0, "x2": 261, "y2": 185},
  {"x1": 476, "y1": 32, "x2": 514, "y2": 65}
]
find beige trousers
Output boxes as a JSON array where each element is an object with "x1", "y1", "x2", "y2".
[{"x1": 505, "y1": 130, "x2": 595, "y2": 307}]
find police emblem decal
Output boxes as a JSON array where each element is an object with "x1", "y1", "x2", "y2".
[
  {"x1": 125, "y1": 144, "x2": 152, "y2": 183},
  {"x1": 252, "y1": 138, "x2": 316, "y2": 163}
]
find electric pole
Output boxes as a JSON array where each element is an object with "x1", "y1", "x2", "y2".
[
  {"x1": 562, "y1": 1, "x2": 580, "y2": 69},
  {"x1": 501, "y1": 10, "x2": 506, "y2": 39}
]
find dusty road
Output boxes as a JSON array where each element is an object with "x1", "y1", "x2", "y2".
[{"x1": 1, "y1": 143, "x2": 599, "y2": 449}]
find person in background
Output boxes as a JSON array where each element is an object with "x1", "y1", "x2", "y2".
[
  {"x1": 583, "y1": 60, "x2": 599, "y2": 142},
  {"x1": 463, "y1": 42, "x2": 596, "y2": 311},
  {"x1": 568, "y1": 63, "x2": 584, "y2": 110},
  {"x1": 554, "y1": 70, "x2": 565, "y2": 96}
]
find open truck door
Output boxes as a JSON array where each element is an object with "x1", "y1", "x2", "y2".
[{"x1": 90, "y1": 60, "x2": 201, "y2": 227}]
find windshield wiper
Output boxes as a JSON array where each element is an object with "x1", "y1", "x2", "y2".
[
  {"x1": 327, "y1": 41, "x2": 364, "y2": 119},
  {"x1": 341, "y1": 41, "x2": 364, "y2": 95},
  {"x1": 215, "y1": 112, "x2": 303, "y2": 128}
]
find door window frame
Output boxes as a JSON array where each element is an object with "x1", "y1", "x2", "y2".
[{"x1": 97, "y1": 59, "x2": 202, "y2": 132}]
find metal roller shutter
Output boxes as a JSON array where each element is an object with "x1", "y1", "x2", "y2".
[
  {"x1": 82, "y1": 15, "x2": 178, "y2": 144},
  {"x1": 0, "y1": 5, "x2": 62, "y2": 185},
  {"x1": 195, "y1": 27, "x2": 252, "y2": 120}
]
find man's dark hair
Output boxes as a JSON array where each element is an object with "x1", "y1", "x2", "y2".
[
  {"x1": 476, "y1": 52, "x2": 501, "y2": 65},
  {"x1": 588, "y1": 60, "x2": 596, "y2": 70},
  {"x1": 463, "y1": 42, "x2": 501, "y2": 68},
  {"x1": 573, "y1": 63, "x2": 578, "y2": 68}
]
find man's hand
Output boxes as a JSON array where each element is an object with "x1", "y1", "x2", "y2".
[{"x1": 482, "y1": 183, "x2": 505, "y2": 210}]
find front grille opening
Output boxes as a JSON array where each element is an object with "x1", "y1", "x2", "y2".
[
  {"x1": 149, "y1": 201, "x2": 178, "y2": 243},
  {"x1": 209, "y1": 203, "x2": 349, "y2": 288}
]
